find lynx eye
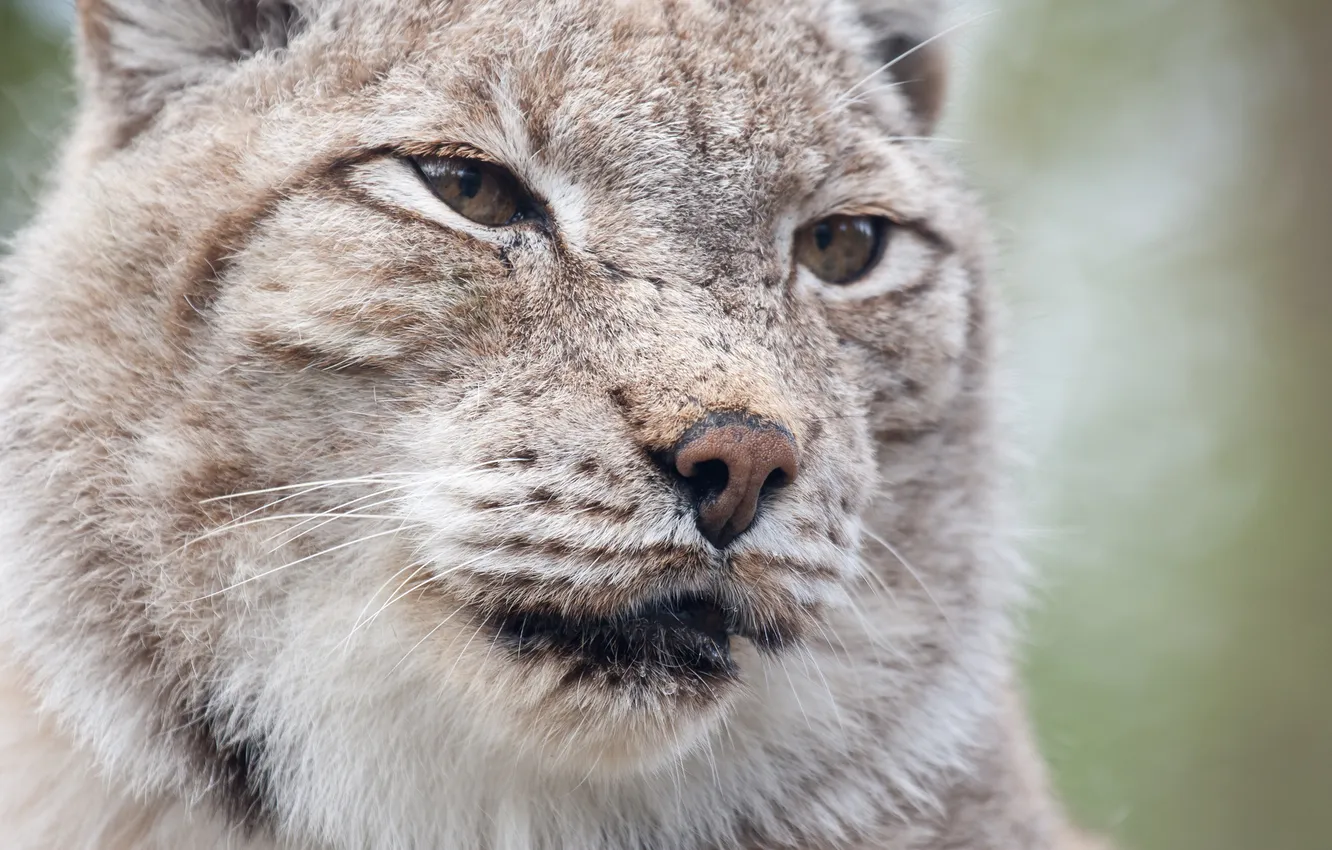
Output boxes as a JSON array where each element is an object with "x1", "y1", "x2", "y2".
[
  {"x1": 409, "y1": 155, "x2": 538, "y2": 227},
  {"x1": 794, "y1": 215, "x2": 891, "y2": 284}
]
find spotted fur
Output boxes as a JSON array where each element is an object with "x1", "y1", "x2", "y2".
[{"x1": 0, "y1": 1, "x2": 1100, "y2": 848}]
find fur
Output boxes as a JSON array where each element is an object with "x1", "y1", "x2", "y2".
[{"x1": 0, "y1": 0, "x2": 1100, "y2": 847}]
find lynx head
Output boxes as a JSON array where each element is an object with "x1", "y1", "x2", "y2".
[{"x1": 0, "y1": 0, "x2": 998, "y2": 846}]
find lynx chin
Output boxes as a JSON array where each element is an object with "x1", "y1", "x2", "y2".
[{"x1": 0, "y1": 0, "x2": 1106, "y2": 848}]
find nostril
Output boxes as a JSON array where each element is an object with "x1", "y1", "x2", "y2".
[
  {"x1": 761, "y1": 467, "x2": 789, "y2": 496},
  {"x1": 684, "y1": 458, "x2": 730, "y2": 505}
]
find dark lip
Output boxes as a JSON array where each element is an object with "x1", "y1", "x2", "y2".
[{"x1": 491, "y1": 590, "x2": 791, "y2": 680}]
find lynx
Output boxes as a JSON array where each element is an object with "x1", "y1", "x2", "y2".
[{"x1": 0, "y1": 0, "x2": 1103, "y2": 848}]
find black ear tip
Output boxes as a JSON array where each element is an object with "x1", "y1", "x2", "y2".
[
  {"x1": 856, "y1": 1, "x2": 950, "y2": 130},
  {"x1": 76, "y1": 0, "x2": 311, "y2": 148},
  {"x1": 242, "y1": 0, "x2": 308, "y2": 54},
  {"x1": 880, "y1": 32, "x2": 949, "y2": 130}
]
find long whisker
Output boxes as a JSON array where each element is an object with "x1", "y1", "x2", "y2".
[
  {"x1": 862, "y1": 528, "x2": 956, "y2": 636},
  {"x1": 809, "y1": 614, "x2": 854, "y2": 666},
  {"x1": 857, "y1": 557, "x2": 901, "y2": 607},
  {"x1": 181, "y1": 480, "x2": 414, "y2": 551},
  {"x1": 888, "y1": 135, "x2": 970, "y2": 145},
  {"x1": 263, "y1": 492, "x2": 416, "y2": 547},
  {"x1": 440, "y1": 619, "x2": 489, "y2": 682},
  {"x1": 834, "y1": 9, "x2": 996, "y2": 105},
  {"x1": 200, "y1": 474, "x2": 420, "y2": 504},
  {"x1": 346, "y1": 543, "x2": 514, "y2": 642},
  {"x1": 833, "y1": 591, "x2": 906, "y2": 661},
  {"x1": 176, "y1": 488, "x2": 412, "y2": 552},
  {"x1": 341, "y1": 559, "x2": 433, "y2": 650},
  {"x1": 775, "y1": 655, "x2": 813, "y2": 732},
  {"x1": 382, "y1": 605, "x2": 471, "y2": 680},
  {"x1": 797, "y1": 641, "x2": 845, "y2": 734},
  {"x1": 191, "y1": 524, "x2": 421, "y2": 602},
  {"x1": 198, "y1": 453, "x2": 535, "y2": 511},
  {"x1": 185, "y1": 456, "x2": 543, "y2": 553}
]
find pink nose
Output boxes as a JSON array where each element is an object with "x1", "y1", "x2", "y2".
[{"x1": 670, "y1": 413, "x2": 799, "y2": 549}]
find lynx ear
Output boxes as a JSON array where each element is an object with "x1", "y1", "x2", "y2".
[
  {"x1": 857, "y1": 0, "x2": 949, "y2": 131},
  {"x1": 76, "y1": 0, "x2": 308, "y2": 144}
]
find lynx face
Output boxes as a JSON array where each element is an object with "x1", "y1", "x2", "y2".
[{"x1": 1, "y1": 0, "x2": 991, "y2": 845}]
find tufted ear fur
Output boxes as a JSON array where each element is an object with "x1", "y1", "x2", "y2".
[
  {"x1": 857, "y1": 0, "x2": 949, "y2": 131},
  {"x1": 76, "y1": 0, "x2": 309, "y2": 145}
]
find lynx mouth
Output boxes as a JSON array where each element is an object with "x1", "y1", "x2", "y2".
[{"x1": 492, "y1": 590, "x2": 791, "y2": 682}]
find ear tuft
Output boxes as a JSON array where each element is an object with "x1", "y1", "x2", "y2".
[
  {"x1": 76, "y1": 0, "x2": 308, "y2": 146},
  {"x1": 857, "y1": 0, "x2": 950, "y2": 131}
]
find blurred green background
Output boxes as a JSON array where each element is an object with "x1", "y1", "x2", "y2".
[{"x1": 2, "y1": 2, "x2": 1328, "y2": 848}]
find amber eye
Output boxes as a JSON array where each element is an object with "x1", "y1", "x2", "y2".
[
  {"x1": 794, "y1": 215, "x2": 891, "y2": 284},
  {"x1": 410, "y1": 156, "x2": 539, "y2": 227}
]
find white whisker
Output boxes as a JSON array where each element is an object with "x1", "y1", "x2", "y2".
[
  {"x1": 383, "y1": 605, "x2": 470, "y2": 679},
  {"x1": 776, "y1": 656, "x2": 812, "y2": 732},
  {"x1": 263, "y1": 492, "x2": 415, "y2": 547},
  {"x1": 200, "y1": 474, "x2": 420, "y2": 504},
  {"x1": 191, "y1": 524, "x2": 421, "y2": 602},
  {"x1": 341, "y1": 560, "x2": 432, "y2": 650},
  {"x1": 183, "y1": 510, "x2": 402, "y2": 550},
  {"x1": 181, "y1": 481, "x2": 413, "y2": 550},
  {"x1": 347, "y1": 543, "x2": 514, "y2": 643},
  {"x1": 863, "y1": 529, "x2": 956, "y2": 636},
  {"x1": 834, "y1": 10, "x2": 996, "y2": 106}
]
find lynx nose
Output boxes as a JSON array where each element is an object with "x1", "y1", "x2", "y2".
[{"x1": 671, "y1": 413, "x2": 799, "y2": 549}]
